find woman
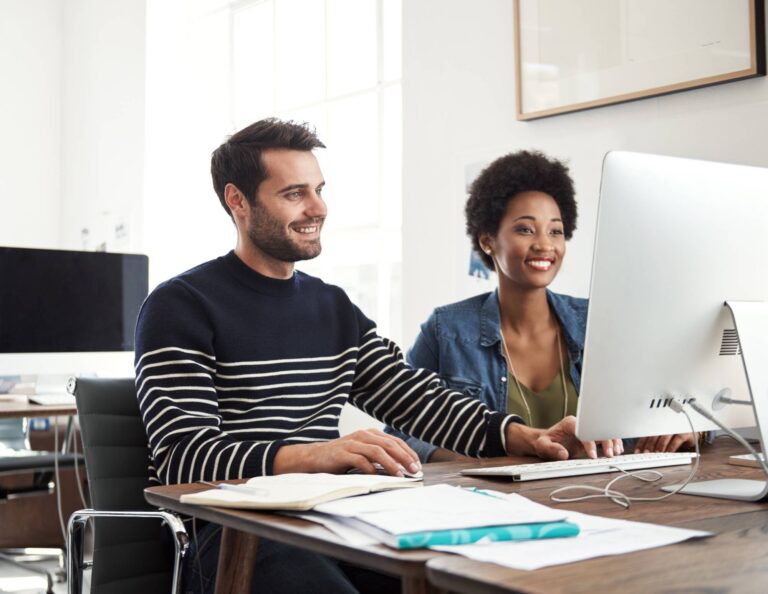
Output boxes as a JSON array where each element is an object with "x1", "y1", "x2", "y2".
[{"x1": 389, "y1": 150, "x2": 693, "y2": 462}]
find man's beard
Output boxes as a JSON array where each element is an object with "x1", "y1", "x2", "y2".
[{"x1": 246, "y1": 202, "x2": 322, "y2": 263}]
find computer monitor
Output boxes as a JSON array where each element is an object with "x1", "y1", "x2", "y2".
[
  {"x1": 0, "y1": 247, "x2": 148, "y2": 387},
  {"x1": 576, "y1": 151, "x2": 768, "y2": 500}
]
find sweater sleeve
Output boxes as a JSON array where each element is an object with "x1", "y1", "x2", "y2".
[
  {"x1": 134, "y1": 281, "x2": 285, "y2": 484},
  {"x1": 384, "y1": 313, "x2": 442, "y2": 462},
  {"x1": 350, "y1": 312, "x2": 513, "y2": 458}
]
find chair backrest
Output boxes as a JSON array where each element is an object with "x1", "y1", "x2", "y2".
[{"x1": 73, "y1": 377, "x2": 175, "y2": 594}]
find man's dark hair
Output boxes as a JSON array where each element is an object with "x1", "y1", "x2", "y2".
[
  {"x1": 210, "y1": 118, "x2": 325, "y2": 217},
  {"x1": 465, "y1": 150, "x2": 577, "y2": 269}
]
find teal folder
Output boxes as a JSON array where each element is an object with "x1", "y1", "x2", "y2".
[{"x1": 390, "y1": 520, "x2": 579, "y2": 550}]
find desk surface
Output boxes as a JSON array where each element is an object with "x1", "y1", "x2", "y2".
[
  {"x1": 426, "y1": 509, "x2": 768, "y2": 594},
  {"x1": 0, "y1": 399, "x2": 78, "y2": 419},
  {"x1": 144, "y1": 480, "x2": 440, "y2": 588},
  {"x1": 145, "y1": 440, "x2": 766, "y2": 594}
]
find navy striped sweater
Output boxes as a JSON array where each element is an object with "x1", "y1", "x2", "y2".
[{"x1": 135, "y1": 251, "x2": 512, "y2": 485}]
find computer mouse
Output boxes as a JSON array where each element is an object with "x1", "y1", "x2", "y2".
[{"x1": 347, "y1": 462, "x2": 423, "y2": 479}]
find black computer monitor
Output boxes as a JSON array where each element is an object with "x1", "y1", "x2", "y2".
[{"x1": 0, "y1": 246, "x2": 148, "y2": 379}]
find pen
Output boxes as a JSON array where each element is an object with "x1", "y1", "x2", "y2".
[{"x1": 199, "y1": 481, "x2": 269, "y2": 496}]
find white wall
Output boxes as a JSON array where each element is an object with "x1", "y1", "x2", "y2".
[
  {"x1": 1, "y1": 0, "x2": 146, "y2": 255},
  {"x1": 143, "y1": 0, "x2": 235, "y2": 287},
  {"x1": 0, "y1": 0, "x2": 62, "y2": 248},
  {"x1": 401, "y1": 0, "x2": 768, "y2": 347},
  {"x1": 59, "y1": 0, "x2": 146, "y2": 254}
]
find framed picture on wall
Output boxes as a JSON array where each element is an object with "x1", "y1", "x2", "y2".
[{"x1": 514, "y1": 0, "x2": 766, "y2": 120}]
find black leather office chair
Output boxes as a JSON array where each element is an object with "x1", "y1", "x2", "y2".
[{"x1": 66, "y1": 377, "x2": 188, "y2": 594}]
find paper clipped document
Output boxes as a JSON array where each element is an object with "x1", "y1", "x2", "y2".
[
  {"x1": 306, "y1": 484, "x2": 577, "y2": 549},
  {"x1": 179, "y1": 473, "x2": 421, "y2": 511},
  {"x1": 432, "y1": 493, "x2": 712, "y2": 570}
]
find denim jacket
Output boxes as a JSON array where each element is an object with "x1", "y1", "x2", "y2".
[{"x1": 386, "y1": 289, "x2": 589, "y2": 462}]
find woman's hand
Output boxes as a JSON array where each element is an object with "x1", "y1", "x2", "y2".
[
  {"x1": 507, "y1": 416, "x2": 623, "y2": 460},
  {"x1": 634, "y1": 433, "x2": 698, "y2": 453}
]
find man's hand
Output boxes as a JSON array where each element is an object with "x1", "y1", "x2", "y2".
[
  {"x1": 273, "y1": 429, "x2": 422, "y2": 477},
  {"x1": 427, "y1": 447, "x2": 476, "y2": 463},
  {"x1": 634, "y1": 433, "x2": 697, "y2": 453},
  {"x1": 505, "y1": 416, "x2": 624, "y2": 460}
]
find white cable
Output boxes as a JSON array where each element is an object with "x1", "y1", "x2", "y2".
[
  {"x1": 53, "y1": 417, "x2": 68, "y2": 543},
  {"x1": 68, "y1": 419, "x2": 89, "y2": 508},
  {"x1": 685, "y1": 398, "x2": 768, "y2": 478},
  {"x1": 550, "y1": 402, "x2": 701, "y2": 509}
]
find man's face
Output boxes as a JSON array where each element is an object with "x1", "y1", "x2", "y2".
[{"x1": 246, "y1": 149, "x2": 327, "y2": 263}]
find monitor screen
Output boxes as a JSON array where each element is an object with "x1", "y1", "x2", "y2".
[
  {"x1": 576, "y1": 152, "x2": 765, "y2": 441},
  {"x1": 0, "y1": 247, "x2": 148, "y2": 378}
]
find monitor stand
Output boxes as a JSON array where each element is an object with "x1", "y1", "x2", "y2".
[{"x1": 662, "y1": 300, "x2": 768, "y2": 501}]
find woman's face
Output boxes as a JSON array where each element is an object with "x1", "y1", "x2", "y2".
[{"x1": 482, "y1": 191, "x2": 566, "y2": 291}]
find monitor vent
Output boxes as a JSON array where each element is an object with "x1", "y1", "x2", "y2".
[
  {"x1": 649, "y1": 397, "x2": 693, "y2": 409},
  {"x1": 719, "y1": 329, "x2": 742, "y2": 356}
]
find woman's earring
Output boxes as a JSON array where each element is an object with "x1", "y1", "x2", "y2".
[{"x1": 484, "y1": 248, "x2": 492, "y2": 255}]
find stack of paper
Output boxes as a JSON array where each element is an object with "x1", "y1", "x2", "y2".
[
  {"x1": 179, "y1": 473, "x2": 422, "y2": 511},
  {"x1": 432, "y1": 493, "x2": 712, "y2": 569},
  {"x1": 307, "y1": 484, "x2": 579, "y2": 549}
]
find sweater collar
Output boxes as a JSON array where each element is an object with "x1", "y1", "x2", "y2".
[{"x1": 222, "y1": 250, "x2": 300, "y2": 297}]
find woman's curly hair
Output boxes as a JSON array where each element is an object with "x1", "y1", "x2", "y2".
[{"x1": 465, "y1": 150, "x2": 577, "y2": 269}]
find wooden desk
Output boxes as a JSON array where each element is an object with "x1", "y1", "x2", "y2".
[
  {"x1": 425, "y1": 439, "x2": 768, "y2": 594},
  {"x1": 0, "y1": 399, "x2": 78, "y2": 419},
  {"x1": 144, "y1": 482, "x2": 445, "y2": 594},
  {"x1": 144, "y1": 440, "x2": 766, "y2": 594},
  {"x1": 426, "y1": 510, "x2": 768, "y2": 594},
  {"x1": 0, "y1": 398, "x2": 82, "y2": 548}
]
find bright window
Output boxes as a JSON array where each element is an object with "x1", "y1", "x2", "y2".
[{"x1": 231, "y1": 0, "x2": 403, "y2": 342}]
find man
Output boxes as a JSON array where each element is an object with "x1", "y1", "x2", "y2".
[{"x1": 134, "y1": 118, "x2": 599, "y2": 593}]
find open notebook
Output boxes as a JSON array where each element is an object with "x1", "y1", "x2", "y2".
[{"x1": 179, "y1": 473, "x2": 422, "y2": 511}]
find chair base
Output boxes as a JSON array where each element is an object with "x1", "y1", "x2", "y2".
[{"x1": 0, "y1": 549, "x2": 62, "y2": 594}]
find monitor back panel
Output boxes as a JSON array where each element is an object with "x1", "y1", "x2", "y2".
[{"x1": 577, "y1": 152, "x2": 766, "y2": 440}]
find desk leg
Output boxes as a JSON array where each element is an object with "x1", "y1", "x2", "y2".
[
  {"x1": 214, "y1": 527, "x2": 259, "y2": 594},
  {"x1": 402, "y1": 575, "x2": 446, "y2": 594}
]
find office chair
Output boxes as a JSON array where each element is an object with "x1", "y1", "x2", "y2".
[{"x1": 66, "y1": 377, "x2": 188, "y2": 594}]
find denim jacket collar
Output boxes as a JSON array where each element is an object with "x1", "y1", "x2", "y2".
[
  {"x1": 479, "y1": 291, "x2": 502, "y2": 347},
  {"x1": 479, "y1": 288, "x2": 585, "y2": 353}
]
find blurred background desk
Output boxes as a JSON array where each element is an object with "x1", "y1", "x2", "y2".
[
  {"x1": 0, "y1": 399, "x2": 77, "y2": 420},
  {"x1": 0, "y1": 399, "x2": 84, "y2": 548}
]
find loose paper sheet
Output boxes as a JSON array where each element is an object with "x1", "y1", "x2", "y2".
[
  {"x1": 313, "y1": 485, "x2": 566, "y2": 534},
  {"x1": 432, "y1": 493, "x2": 711, "y2": 570}
]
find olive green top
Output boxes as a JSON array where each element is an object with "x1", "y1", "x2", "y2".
[{"x1": 506, "y1": 367, "x2": 579, "y2": 428}]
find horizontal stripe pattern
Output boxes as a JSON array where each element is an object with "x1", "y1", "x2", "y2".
[
  {"x1": 134, "y1": 253, "x2": 508, "y2": 487},
  {"x1": 350, "y1": 329, "x2": 493, "y2": 456},
  {"x1": 136, "y1": 346, "x2": 356, "y2": 485}
]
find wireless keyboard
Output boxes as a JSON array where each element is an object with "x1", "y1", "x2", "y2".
[{"x1": 461, "y1": 452, "x2": 698, "y2": 482}]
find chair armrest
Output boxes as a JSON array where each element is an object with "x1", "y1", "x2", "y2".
[
  {"x1": 67, "y1": 509, "x2": 189, "y2": 594},
  {"x1": 67, "y1": 508, "x2": 189, "y2": 549}
]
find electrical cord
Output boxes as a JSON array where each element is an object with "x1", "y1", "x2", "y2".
[
  {"x1": 550, "y1": 401, "x2": 701, "y2": 509},
  {"x1": 685, "y1": 398, "x2": 768, "y2": 478},
  {"x1": 68, "y1": 418, "x2": 89, "y2": 508},
  {"x1": 54, "y1": 416, "x2": 68, "y2": 543}
]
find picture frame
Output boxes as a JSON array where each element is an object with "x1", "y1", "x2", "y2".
[{"x1": 514, "y1": 0, "x2": 766, "y2": 120}]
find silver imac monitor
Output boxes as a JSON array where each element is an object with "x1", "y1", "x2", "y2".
[
  {"x1": 576, "y1": 152, "x2": 768, "y2": 500},
  {"x1": 0, "y1": 247, "x2": 148, "y2": 388}
]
